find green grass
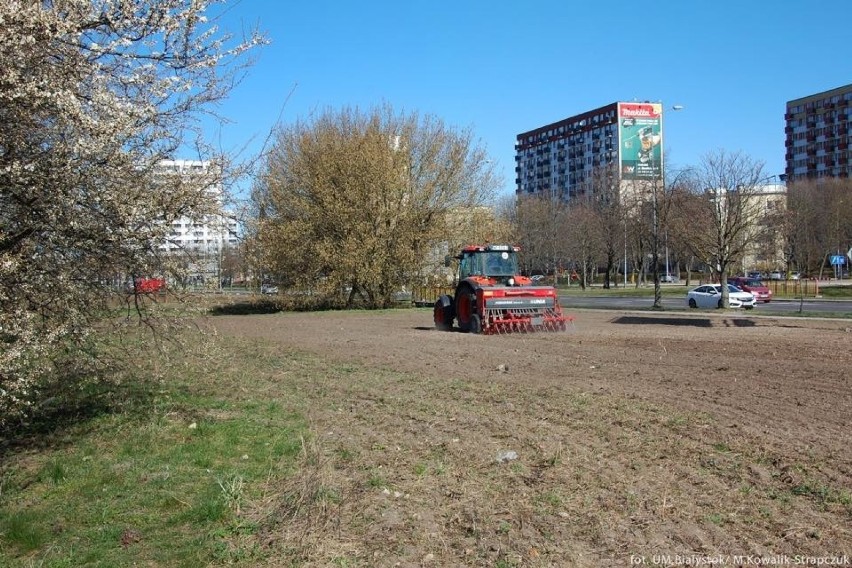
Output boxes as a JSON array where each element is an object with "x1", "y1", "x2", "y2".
[{"x1": 0, "y1": 331, "x2": 308, "y2": 567}]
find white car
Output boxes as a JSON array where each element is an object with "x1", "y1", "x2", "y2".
[{"x1": 686, "y1": 284, "x2": 756, "y2": 310}]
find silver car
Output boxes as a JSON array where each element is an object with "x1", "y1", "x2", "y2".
[{"x1": 686, "y1": 284, "x2": 756, "y2": 309}]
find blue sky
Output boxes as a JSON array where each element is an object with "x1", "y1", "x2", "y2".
[{"x1": 207, "y1": 0, "x2": 851, "y2": 198}]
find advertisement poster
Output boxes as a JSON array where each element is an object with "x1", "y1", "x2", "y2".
[{"x1": 619, "y1": 103, "x2": 663, "y2": 180}]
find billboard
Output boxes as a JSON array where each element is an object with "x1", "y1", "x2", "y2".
[{"x1": 618, "y1": 103, "x2": 663, "y2": 180}]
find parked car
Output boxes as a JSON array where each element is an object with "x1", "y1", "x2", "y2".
[
  {"x1": 789, "y1": 272, "x2": 802, "y2": 280},
  {"x1": 260, "y1": 284, "x2": 279, "y2": 295},
  {"x1": 687, "y1": 284, "x2": 756, "y2": 310},
  {"x1": 768, "y1": 271, "x2": 784, "y2": 280},
  {"x1": 728, "y1": 277, "x2": 772, "y2": 303},
  {"x1": 747, "y1": 271, "x2": 764, "y2": 280},
  {"x1": 659, "y1": 273, "x2": 679, "y2": 283}
]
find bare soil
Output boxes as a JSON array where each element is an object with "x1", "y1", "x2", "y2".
[{"x1": 212, "y1": 308, "x2": 852, "y2": 567}]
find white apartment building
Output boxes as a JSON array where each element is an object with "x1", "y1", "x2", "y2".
[
  {"x1": 741, "y1": 182, "x2": 788, "y2": 273},
  {"x1": 156, "y1": 160, "x2": 239, "y2": 284}
]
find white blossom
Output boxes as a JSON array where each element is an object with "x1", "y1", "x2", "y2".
[{"x1": 0, "y1": 0, "x2": 267, "y2": 421}]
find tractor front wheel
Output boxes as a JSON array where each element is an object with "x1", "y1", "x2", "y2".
[{"x1": 433, "y1": 296, "x2": 454, "y2": 331}]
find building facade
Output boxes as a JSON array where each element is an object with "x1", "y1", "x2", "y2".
[
  {"x1": 785, "y1": 83, "x2": 852, "y2": 181},
  {"x1": 515, "y1": 102, "x2": 664, "y2": 201},
  {"x1": 740, "y1": 182, "x2": 788, "y2": 273},
  {"x1": 156, "y1": 160, "x2": 239, "y2": 285}
]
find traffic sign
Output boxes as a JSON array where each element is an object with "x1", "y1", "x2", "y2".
[
  {"x1": 830, "y1": 255, "x2": 846, "y2": 266},
  {"x1": 848, "y1": 246, "x2": 852, "y2": 262}
]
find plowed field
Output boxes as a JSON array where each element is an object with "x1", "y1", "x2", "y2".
[{"x1": 212, "y1": 309, "x2": 852, "y2": 567}]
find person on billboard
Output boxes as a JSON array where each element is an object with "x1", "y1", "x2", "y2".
[{"x1": 638, "y1": 126, "x2": 661, "y2": 164}]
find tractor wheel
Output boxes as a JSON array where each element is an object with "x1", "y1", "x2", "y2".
[
  {"x1": 433, "y1": 296, "x2": 454, "y2": 331},
  {"x1": 688, "y1": 298, "x2": 697, "y2": 308},
  {"x1": 470, "y1": 314, "x2": 482, "y2": 334},
  {"x1": 454, "y1": 284, "x2": 477, "y2": 332}
]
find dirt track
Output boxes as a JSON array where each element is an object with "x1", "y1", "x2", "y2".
[{"x1": 212, "y1": 308, "x2": 852, "y2": 566}]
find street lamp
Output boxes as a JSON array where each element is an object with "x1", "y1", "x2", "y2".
[
  {"x1": 657, "y1": 104, "x2": 685, "y2": 293},
  {"x1": 624, "y1": 220, "x2": 628, "y2": 286}
]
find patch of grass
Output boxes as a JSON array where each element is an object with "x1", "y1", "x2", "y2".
[
  {"x1": 367, "y1": 472, "x2": 387, "y2": 488},
  {"x1": 1, "y1": 510, "x2": 50, "y2": 552},
  {"x1": 0, "y1": 330, "x2": 308, "y2": 567},
  {"x1": 538, "y1": 490, "x2": 563, "y2": 509}
]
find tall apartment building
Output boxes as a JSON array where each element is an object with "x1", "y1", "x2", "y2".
[
  {"x1": 785, "y1": 83, "x2": 852, "y2": 181},
  {"x1": 515, "y1": 102, "x2": 664, "y2": 201},
  {"x1": 156, "y1": 160, "x2": 239, "y2": 283}
]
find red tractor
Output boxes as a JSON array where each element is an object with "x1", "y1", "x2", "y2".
[{"x1": 433, "y1": 244, "x2": 571, "y2": 334}]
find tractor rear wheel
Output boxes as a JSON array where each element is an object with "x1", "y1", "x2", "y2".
[
  {"x1": 454, "y1": 284, "x2": 477, "y2": 332},
  {"x1": 470, "y1": 314, "x2": 482, "y2": 334}
]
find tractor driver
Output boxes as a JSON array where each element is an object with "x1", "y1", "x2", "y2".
[{"x1": 487, "y1": 252, "x2": 511, "y2": 275}]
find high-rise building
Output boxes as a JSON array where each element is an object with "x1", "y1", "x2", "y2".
[
  {"x1": 784, "y1": 83, "x2": 852, "y2": 181},
  {"x1": 515, "y1": 102, "x2": 664, "y2": 201},
  {"x1": 155, "y1": 160, "x2": 237, "y2": 253},
  {"x1": 156, "y1": 160, "x2": 239, "y2": 284}
]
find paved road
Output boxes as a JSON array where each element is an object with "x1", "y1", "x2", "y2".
[{"x1": 559, "y1": 295, "x2": 852, "y2": 315}]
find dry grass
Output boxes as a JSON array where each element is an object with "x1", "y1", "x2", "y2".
[{"x1": 206, "y1": 311, "x2": 852, "y2": 566}]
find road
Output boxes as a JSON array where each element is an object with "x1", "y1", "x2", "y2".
[{"x1": 559, "y1": 294, "x2": 852, "y2": 315}]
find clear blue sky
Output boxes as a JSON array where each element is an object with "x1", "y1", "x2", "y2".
[{"x1": 207, "y1": 0, "x2": 851, "y2": 198}]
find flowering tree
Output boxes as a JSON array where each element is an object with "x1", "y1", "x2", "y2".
[{"x1": 0, "y1": 1, "x2": 265, "y2": 422}]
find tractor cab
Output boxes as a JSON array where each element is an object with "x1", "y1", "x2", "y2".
[{"x1": 457, "y1": 245, "x2": 520, "y2": 283}]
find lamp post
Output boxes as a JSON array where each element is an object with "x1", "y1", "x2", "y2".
[
  {"x1": 624, "y1": 219, "x2": 628, "y2": 286},
  {"x1": 651, "y1": 104, "x2": 685, "y2": 304}
]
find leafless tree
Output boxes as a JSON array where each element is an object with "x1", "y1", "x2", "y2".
[
  {"x1": 511, "y1": 195, "x2": 572, "y2": 283},
  {"x1": 253, "y1": 104, "x2": 499, "y2": 308},
  {"x1": 562, "y1": 202, "x2": 605, "y2": 289},
  {"x1": 784, "y1": 179, "x2": 852, "y2": 278},
  {"x1": 589, "y1": 164, "x2": 625, "y2": 289},
  {"x1": 670, "y1": 150, "x2": 767, "y2": 307},
  {"x1": 0, "y1": 1, "x2": 265, "y2": 421}
]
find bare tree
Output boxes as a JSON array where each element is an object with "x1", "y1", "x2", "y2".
[
  {"x1": 562, "y1": 202, "x2": 605, "y2": 289},
  {"x1": 0, "y1": 1, "x2": 265, "y2": 421},
  {"x1": 672, "y1": 150, "x2": 767, "y2": 307},
  {"x1": 784, "y1": 179, "x2": 852, "y2": 278},
  {"x1": 254, "y1": 105, "x2": 498, "y2": 308},
  {"x1": 620, "y1": 174, "x2": 673, "y2": 307},
  {"x1": 589, "y1": 164, "x2": 625, "y2": 289},
  {"x1": 512, "y1": 195, "x2": 572, "y2": 282}
]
